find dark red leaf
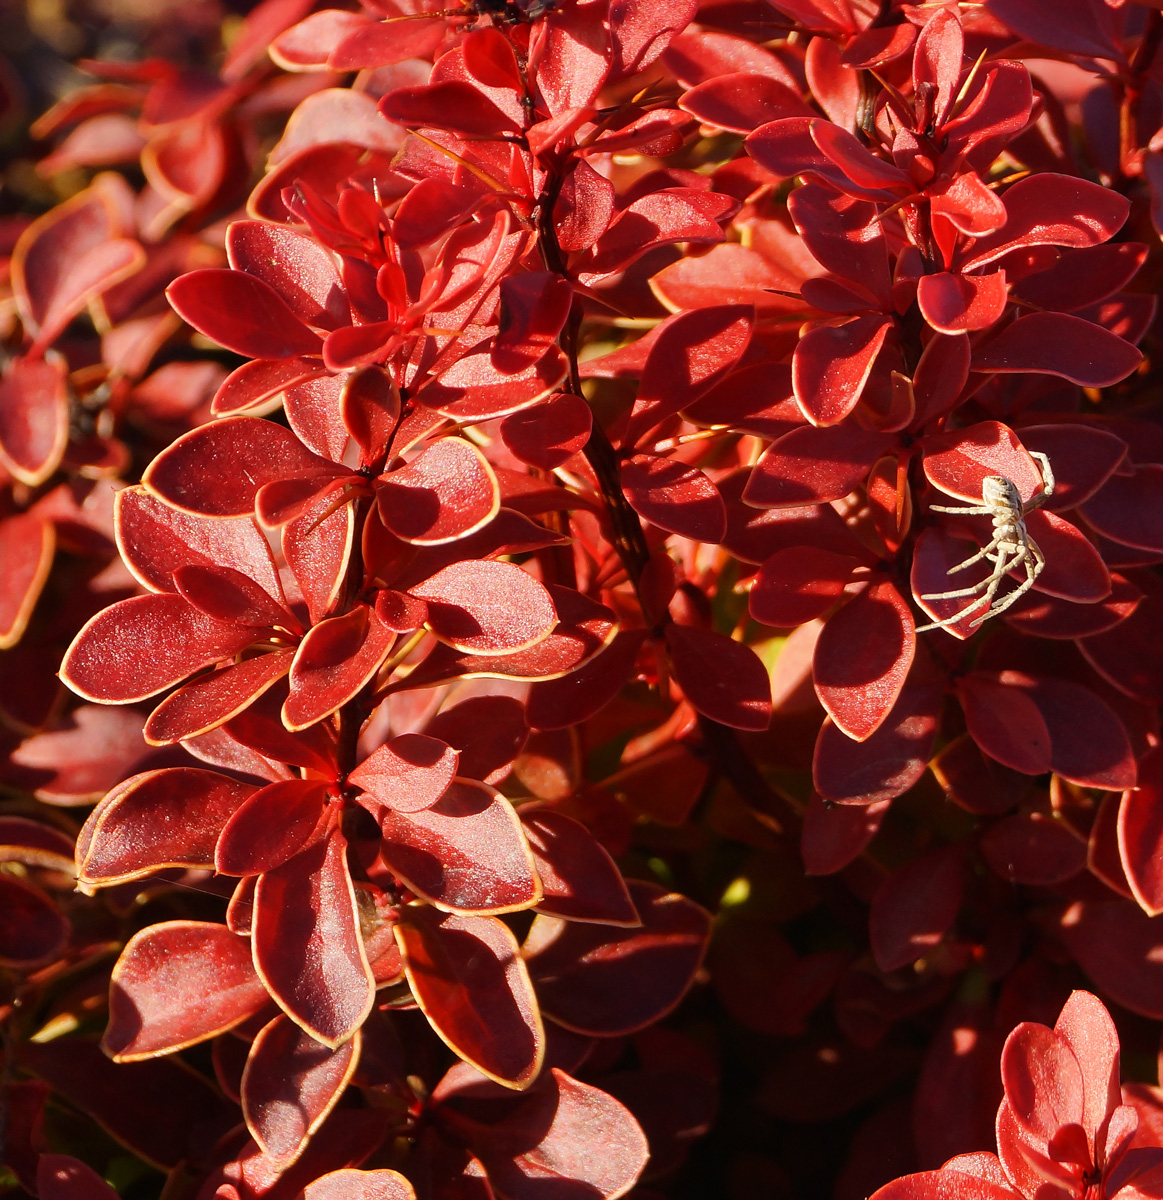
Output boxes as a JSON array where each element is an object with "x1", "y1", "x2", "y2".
[
  {"x1": 411, "y1": 560, "x2": 557, "y2": 656},
  {"x1": 0, "y1": 877, "x2": 68, "y2": 968},
  {"x1": 350, "y1": 734, "x2": 459, "y2": 815},
  {"x1": 750, "y1": 546, "x2": 861, "y2": 627},
  {"x1": 869, "y1": 848, "x2": 964, "y2": 972},
  {"x1": 215, "y1": 779, "x2": 328, "y2": 876},
  {"x1": 104, "y1": 920, "x2": 267, "y2": 1059},
  {"x1": 474, "y1": 1069, "x2": 649, "y2": 1200},
  {"x1": 973, "y1": 313, "x2": 1141, "y2": 387},
  {"x1": 379, "y1": 80, "x2": 521, "y2": 136},
  {"x1": 242, "y1": 1015, "x2": 359, "y2": 1162},
  {"x1": 955, "y1": 674, "x2": 1051, "y2": 775},
  {"x1": 744, "y1": 425, "x2": 894, "y2": 508},
  {"x1": 37, "y1": 1156, "x2": 119, "y2": 1200},
  {"x1": 226, "y1": 220, "x2": 348, "y2": 331},
  {"x1": 378, "y1": 439, "x2": 500, "y2": 546},
  {"x1": 664, "y1": 624, "x2": 772, "y2": 731},
  {"x1": 396, "y1": 907, "x2": 543, "y2": 1089},
  {"x1": 813, "y1": 678, "x2": 943, "y2": 805},
  {"x1": 623, "y1": 306, "x2": 753, "y2": 447},
  {"x1": 378, "y1": 780, "x2": 540, "y2": 914},
  {"x1": 78, "y1": 767, "x2": 253, "y2": 886},
  {"x1": 981, "y1": 812, "x2": 1087, "y2": 886},
  {"x1": 144, "y1": 652, "x2": 294, "y2": 745},
  {"x1": 917, "y1": 271, "x2": 1008, "y2": 334},
  {"x1": 422, "y1": 697, "x2": 527, "y2": 785},
  {"x1": 523, "y1": 880, "x2": 710, "y2": 1036},
  {"x1": 621, "y1": 454, "x2": 727, "y2": 543},
  {"x1": 1119, "y1": 748, "x2": 1163, "y2": 916},
  {"x1": 253, "y1": 829, "x2": 374, "y2": 1048},
  {"x1": 680, "y1": 72, "x2": 814, "y2": 132},
  {"x1": 0, "y1": 514, "x2": 53, "y2": 650},
  {"x1": 521, "y1": 807, "x2": 639, "y2": 925},
  {"x1": 1081, "y1": 465, "x2": 1163, "y2": 554},
  {"x1": 284, "y1": 605, "x2": 394, "y2": 731},
  {"x1": 801, "y1": 793, "x2": 890, "y2": 875}
]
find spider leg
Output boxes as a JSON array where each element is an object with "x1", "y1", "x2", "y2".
[
  {"x1": 917, "y1": 542, "x2": 1021, "y2": 628},
  {"x1": 1024, "y1": 451, "x2": 1055, "y2": 513},
  {"x1": 971, "y1": 538, "x2": 1045, "y2": 626},
  {"x1": 946, "y1": 531, "x2": 1006, "y2": 574},
  {"x1": 929, "y1": 503, "x2": 995, "y2": 515}
]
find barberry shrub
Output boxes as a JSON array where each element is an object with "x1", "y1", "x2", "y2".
[{"x1": 4, "y1": 0, "x2": 1163, "y2": 1196}]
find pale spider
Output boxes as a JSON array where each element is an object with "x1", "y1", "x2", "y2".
[{"x1": 915, "y1": 450, "x2": 1055, "y2": 633}]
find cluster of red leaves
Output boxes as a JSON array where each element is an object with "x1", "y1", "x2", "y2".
[{"x1": 6, "y1": 0, "x2": 1163, "y2": 1196}]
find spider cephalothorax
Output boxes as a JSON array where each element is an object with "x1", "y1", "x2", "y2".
[{"x1": 916, "y1": 450, "x2": 1055, "y2": 633}]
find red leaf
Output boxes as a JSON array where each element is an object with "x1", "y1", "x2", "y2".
[
  {"x1": 813, "y1": 677, "x2": 942, "y2": 804},
  {"x1": 917, "y1": 271, "x2": 1008, "y2": 334},
  {"x1": 744, "y1": 424, "x2": 894, "y2": 508},
  {"x1": 577, "y1": 188, "x2": 735, "y2": 281},
  {"x1": 955, "y1": 674, "x2": 1051, "y2": 774},
  {"x1": 104, "y1": 921, "x2": 267, "y2": 1060},
  {"x1": 379, "y1": 80, "x2": 521, "y2": 136},
  {"x1": 284, "y1": 605, "x2": 394, "y2": 731},
  {"x1": 167, "y1": 269, "x2": 323, "y2": 359},
  {"x1": 869, "y1": 1169, "x2": 1020, "y2": 1198},
  {"x1": 474, "y1": 1069, "x2": 650, "y2": 1200},
  {"x1": 1119, "y1": 748, "x2": 1163, "y2": 916},
  {"x1": 1014, "y1": 673, "x2": 1137, "y2": 790},
  {"x1": 1081, "y1": 465, "x2": 1163, "y2": 553},
  {"x1": 61, "y1": 593, "x2": 258, "y2": 703},
  {"x1": 801, "y1": 793, "x2": 889, "y2": 876},
  {"x1": 144, "y1": 416, "x2": 339, "y2": 517},
  {"x1": 349, "y1": 734, "x2": 459, "y2": 815},
  {"x1": 869, "y1": 848, "x2": 964, "y2": 972},
  {"x1": 0, "y1": 514, "x2": 53, "y2": 650},
  {"x1": 253, "y1": 829, "x2": 374, "y2": 1047},
  {"x1": 492, "y1": 271, "x2": 574, "y2": 373},
  {"x1": 78, "y1": 768, "x2": 253, "y2": 886},
  {"x1": 1018, "y1": 423, "x2": 1127, "y2": 511},
  {"x1": 0, "y1": 355, "x2": 69, "y2": 486},
  {"x1": 378, "y1": 780, "x2": 541, "y2": 915},
  {"x1": 0, "y1": 877, "x2": 68, "y2": 968},
  {"x1": 173, "y1": 563, "x2": 291, "y2": 628},
  {"x1": 963, "y1": 173, "x2": 1130, "y2": 271},
  {"x1": 981, "y1": 812, "x2": 1087, "y2": 886},
  {"x1": 301, "y1": 1170, "x2": 416, "y2": 1200},
  {"x1": 226, "y1": 220, "x2": 348, "y2": 331},
  {"x1": 37, "y1": 1156, "x2": 119, "y2": 1200},
  {"x1": 500, "y1": 392, "x2": 592, "y2": 470},
  {"x1": 411, "y1": 560, "x2": 556, "y2": 656},
  {"x1": 525, "y1": 629, "x2": 645, "y2": 731},
  {"x1": 415, "y1": 345, "x2": 568, "y2": 422},
  {"x1": 523, "y1": 880, "x2": 710, "y2": 1036},
  {"x1": 750, "y1": 546, "x2": 861, "y2": 627},
  {"x1": 1081, "y1": 570, "x2": 1163, "y2": 703},
  {"x1": 922, "y1": 421, "x2": 1044, "y2": 504},
  {"x1": 680, "y1": 71, "x2": 814, "y2": 132},
  {"x1": 242, "y1": 1015, "x2": 359, "y2": 1162},
  {"x1": 215, "y1": 779, "x2": 328, "y2": 876},
  {"x1": 378, "y1": 439, "x2": 500, "y2": 546},
  {"x1": 814, "y1": 581, "x2": 915, "y2": 742},
  {"x1": 422, "y1": 697, "x2": 527, "y2": 785},
  {"x1": 521, "y1": 808, "x2": 639, "y2": 926},
  {"x1": 224, "y1": 684, "x2": 338, "y2": 775},
  {"x1": 283, "y1": 490, "x2": 355, "y2": 626},
  {"x1": 144, "y1": 652, "x2": 294, "y2": 745},
  {"x1": 1057, "y1": 898, "x2": 1163, "y2": 1021},
  {"x1": 115, "y1": 485, "x2": 283, "y2": 599},
  {"x1": 620, "y1": 454, "x2": 727, "y2": 543},
  {"x1": 973, "y1": 313, "x2": 1141, "y2": 387},
  {"x1": 396, "y1": 908, "x2": 543, "y2": 1089},
  {"x1": 623, "y1": 306, "x2": 753, "y2": 447},
  {"x1": 664, "y1": 624, "x2": 772, "y2": 731},
  {"x1": 1024, "y1": 509, "x2": 1110, "y2": 603},
  {"x1": 1001, "y1": 1023, "x2": 1084, "y2": 1143},
  {"x1": 1003, "y1": 574, "x2": 1141, "y2": 640},
  {"x1": 792, "y1": 315, "x2": 892, "y2": 426}
]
